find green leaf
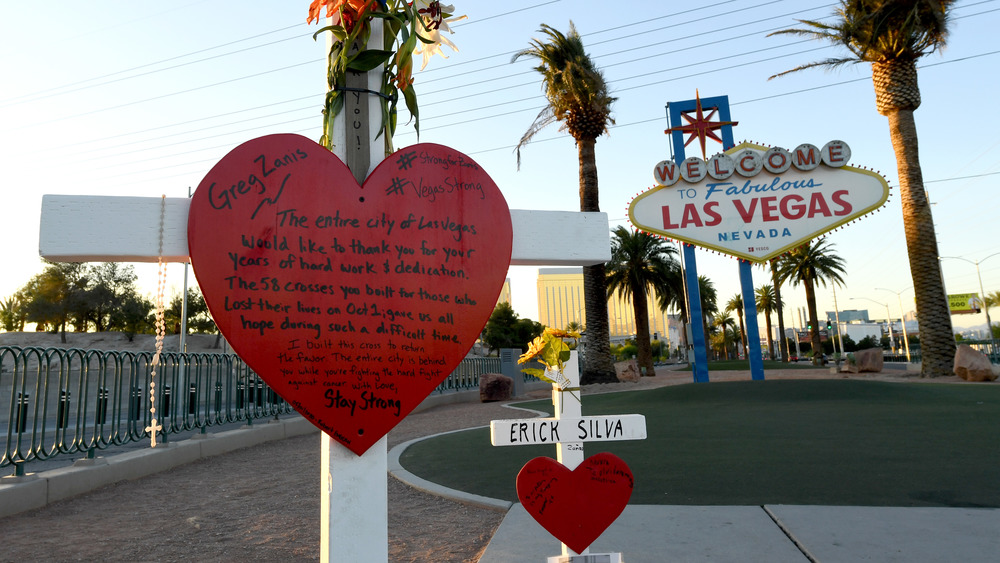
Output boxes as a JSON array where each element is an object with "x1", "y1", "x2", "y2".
[
  {"x1": 521, "y1": 368, "x2": 554, "y2": 384},
  {"x1": 347, "y1": 50, "x2": 394, "y2": 72},
  {"x1": 313, "y1": 25, "x2": 347, "y2": 42},
  {"x1": 402, "y1": 83, "x2": 419, "y2": 136},
  {"x1": 326, "y1": 91, "x2": 344, "y2": 122}
]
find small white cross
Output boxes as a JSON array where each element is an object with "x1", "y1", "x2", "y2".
[{"x1": 490, "y1": 353, "x2": 644, "y2": 561}]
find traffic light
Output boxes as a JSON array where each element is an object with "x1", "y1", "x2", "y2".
[
  {"x1": 826, "y1": 320, "x2": 832, "y2": 331},
  {"x1": 807, "y1": 323, "x2": 812, "y2": 330}
]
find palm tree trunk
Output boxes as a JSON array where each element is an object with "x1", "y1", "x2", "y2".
[
  {"x1": 764, "y1": 313, "x2": 774, "y2": 360},
  {"x1": 772, "y1": 260, "x2": 788, "y2": 362},
  {"x1": 886, "y1": 109, "x2": 955, "y2": 377},
  {"x1": 577, "y1": 137, "x2": 616, "y2": 383},
  {"x1": 631, "y1": 282, "x2": 655, "y2": 376},
  {"x1": 720, "y1": 324, "x2": 728, "y2": 360},
  {"x1": 805, "y1": 278, "x2": 822, "y2": 365},
  {"x1": 736, "y1": 310, "x2": 747, "y2": 359}
]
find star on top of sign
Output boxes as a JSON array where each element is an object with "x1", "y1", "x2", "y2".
[{"x1": 665, "y1": 89, "x2": 739, "y2": 160}]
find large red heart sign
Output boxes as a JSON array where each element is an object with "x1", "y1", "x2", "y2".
[
  {"x1": 516, "y1": 453, "x2": 634, "y2": 554},
  {"x1": 187, "y1": 134, "x2": 512, "y2": 455}
]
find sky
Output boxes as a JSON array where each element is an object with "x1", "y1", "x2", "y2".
[{"x1": 2, "y1": 0, "x2": 1000, "y2": 335}]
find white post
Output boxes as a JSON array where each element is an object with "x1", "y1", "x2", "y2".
[
  {"x1": 320, "y1": 19, "x2": 388, "y2": 563},
  {"x1": 552, "y1": 353, "x2": 583, "y2": 472},
  {"x1": 553, "y1": 352, "x2": 586, "y2": 558}
]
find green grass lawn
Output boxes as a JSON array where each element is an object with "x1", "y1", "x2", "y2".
[
  {"x1": 399, "y1": 380, "x2": 1000, "y2": 507},
  {"x1": 680, "y1": 359, "x2": 829, "y2": 370}
]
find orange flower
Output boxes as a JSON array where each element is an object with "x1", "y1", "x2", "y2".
[
  {"x1": 395, "y1": 51, "x2": 413, "y2": 91},
  {"x1": 307, "y1": 0, "x2": 378, "y2": 31}
]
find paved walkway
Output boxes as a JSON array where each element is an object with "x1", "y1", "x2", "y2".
[{"x1": 477, "y1": 504, "x2": 1000, "y2": 562}]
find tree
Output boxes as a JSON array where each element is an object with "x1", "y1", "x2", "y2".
[
  {"x1": 655, "y1": 258, "x2": 687, "y2": 351},
  {"x1": 164, "y1": 289, "x2": 216, "y2": 336},
  {"x1": 605, "y1": 226, "x2": 678, "y2": 376},
  {"x1": 769, "y1": 0, "x2": 956, "y2": 377},
  {"x1": 987, "y1": 291, "x2": 1000, "y2": 337},
  {"x1": 755, "y1": 284, "x2": 780, "y2": 359},
  {"x1": 857, "y1": 335, "x2": 880, "y2": 350},
  {"x1": 725, "y1": 293, "x2": 747, "y2": 359},
  {"x1": 513, "y1": 22, "x2": 617, "y2": 384},
  {"x1": 986, "y1": 290, "x2": 1000, "y2": 311},
  {"x1": 481, "y1": 302, "x2": 544, "y2": 355},
  {"x1": 776, "y1": 239, "x2": 847, "y2": 365},
  {"x1": 118, "y1": 294, "x2": 153, "y2": 341},
  {"x1": 0, "y1": 294, "x2": 27, "y2": 332},
  {"x1": 20, "y1": 261, "x2": 90, "y2": 343},
  {"x1": 697, "y1": 275, "x2": 718, "y2": 355},
  {"x1": 712, "y1": 313, "x2": 737, "y2": 360},
  {"x1": 82, "y1": 263, "x2": 140, "y2": 332}
]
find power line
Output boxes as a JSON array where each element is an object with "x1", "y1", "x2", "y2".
[
  {"x1": 14, "y1": 2, "x2": 998, "y2": 174},
  {"x1": 0, "y1": 24, "x2": 306, "y2": 107},
  {"x1": 45, "y1": 45, "x2": 1000, "y2": 176}
]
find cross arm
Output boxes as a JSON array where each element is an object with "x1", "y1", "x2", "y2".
[{"x1": 38, "y1": 195, "x2": 612, "y2": 266}]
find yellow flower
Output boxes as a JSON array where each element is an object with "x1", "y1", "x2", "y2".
[
  {"x1": 544, "y1": 327, "x2": 580, "y2": 339},
  {"x1": 518, "y1": 336, "x2": 546, "y2": 365}
]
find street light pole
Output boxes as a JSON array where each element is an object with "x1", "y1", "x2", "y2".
[
  {"x1": 850, "y1": 296, "x2": 894, "y2": 351},
  {"x1": 940, "y1": 252, "x2": 1000, "y2": 340},
  {"x1": 831, "y1": 284, "x2": 844, "y2": 357},
  {"x1": 875, "y1": 287, "x2": 912, "y2": 362}
]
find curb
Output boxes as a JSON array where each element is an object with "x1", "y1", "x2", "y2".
[
  {"x1": 387, "y1": 399, "x2": 552, "y2": 512},
  {"x1": 0, "y1": 416, "x2": 318, "y2": 519},
  {"x1": 388, "y1": 427, "x2": 513, "y2": 512}
]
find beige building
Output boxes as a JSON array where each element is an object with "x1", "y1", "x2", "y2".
[
  {"x1": 496, "y1": 278, "x2": 511, "y2": 306},
  {"x1": 536, "y1": 267, "x2": 680, "y2": 345}
]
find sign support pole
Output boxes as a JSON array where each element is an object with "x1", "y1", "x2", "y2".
[
  {"x1": 666, "y1": 95, "x2": 763, "y2": 379},
  {"x1": 739, "y1": 260, "x2": 765, "y2": 380}
]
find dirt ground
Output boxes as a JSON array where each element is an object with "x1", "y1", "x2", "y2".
[{"x1": 0, "y1": 346, "x2": 977, "y2": 562}]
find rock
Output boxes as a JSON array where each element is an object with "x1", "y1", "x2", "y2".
[
  {"x1": 854, "y1": 348, "x2": 883, "y2": 373},
  {"x1": 953, "y1": 344, "x2": 998, "y2": 382},
  {"x1": 479, "y1": 373, "x2": 513, "y2": 402},
  {"x1": 614, "y1": 360, "x2": 640, "y2": 383}
]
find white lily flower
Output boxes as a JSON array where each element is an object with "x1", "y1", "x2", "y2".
[{"x1": 412, "y1": 1, "x2": 466, "y2": 70}]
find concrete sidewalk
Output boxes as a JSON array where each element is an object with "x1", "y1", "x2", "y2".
[{"x1": 478, "y1": 504, "x2": 1000, "y2": 562}]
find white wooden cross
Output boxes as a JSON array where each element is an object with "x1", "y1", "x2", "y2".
[
  {"x1": 40, "y1": 194, "x2": 609, "y2": 563},
  {"x1": 490, "y1": 353, "x2": 647, "y2": 562},
  {"x1": 38, "y1": 19, "x2": 611, "y2": 563}
]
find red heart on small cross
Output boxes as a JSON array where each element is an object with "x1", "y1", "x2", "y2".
[
  {"x1": 516, "y1": 453, "x2": 634, "y2": 554},
  {"x1": 187, "y1": 134, "x2": 512, "y2": 455}
]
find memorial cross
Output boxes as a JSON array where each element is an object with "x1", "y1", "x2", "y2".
[
  {"x1": 37, "y1": 19, "x2": 612, "y2": 563},
  {"x1": 40, "y1": 199, "x2": 609, "y2": 562},
  {"x1": 489, "y1": 353, "x2": 646, "y2": 562}
]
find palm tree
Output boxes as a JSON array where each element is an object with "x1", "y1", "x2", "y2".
[
  {"x1": 514, "y1": 22, "x2": 617, "y2": 384},
  {"x1": 769, "y1": 0, "x2": 955, "y2": 376},
  {"x1": 725, "y1": 293, "x2": 747, "y2": 359},
  {"x1": 698, "y1": 275, "x2": 718, "y2": 354},
  {"x1": 712, "y1": 313, "x2": 737, "y2": 360},
  {"x1": 776, "y1": 239, "x2": 847, "y2": 365},
  {"x1": 755, "y1": 284, "x2": 780, "y2": 360},
  {"x1": 655, "y1": 258, "x2": 688, "y2": 352},
  {"x1": 605, "y1": 226, "x2": 679, "y2": 377}
]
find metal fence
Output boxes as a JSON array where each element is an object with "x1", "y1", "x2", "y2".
[
  {"x1": 1, "y1": 347, "x2": 499, "y2": 471},
  {"x1": 962, "y1": 339, "x2": 1000, "y2": 363}
]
